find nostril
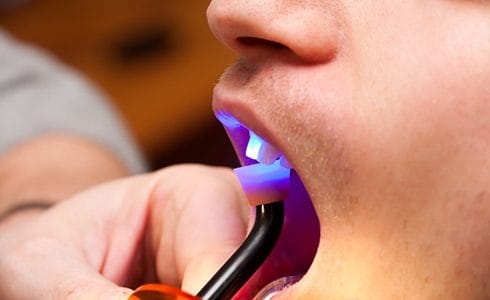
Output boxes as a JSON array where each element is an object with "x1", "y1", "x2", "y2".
[{"x1": 236, "y1": 36, "x2": 287, "y2": 51}]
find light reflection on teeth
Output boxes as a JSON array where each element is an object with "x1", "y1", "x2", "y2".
[
  {"x1": 245, "y1": 131, "x2": 264, "y2": 161},
  {"x1": 258, "y1": 140, "x2": 281, "y2": 165},
  {"x1": 215, "y1": 111, "x2": 242, "y2": 128},
  {"x1": 245, "y1": 129, "x2": 291, "y2": 168}
]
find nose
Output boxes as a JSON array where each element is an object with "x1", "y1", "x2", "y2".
[{"x1": 207, "y1": 0, "x2": 340, "y2": 63}]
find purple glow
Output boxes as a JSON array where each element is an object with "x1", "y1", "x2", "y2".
[
  {"x1": 234, "y1": 160, "x2": 290, "y2": 205},
  {"x1": 215, "y1": 111, "x2": 242, "y2": 128}
]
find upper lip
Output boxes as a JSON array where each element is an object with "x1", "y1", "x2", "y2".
[{"x1": 212, "y1": 85, "x2": 287, "y2": 168}]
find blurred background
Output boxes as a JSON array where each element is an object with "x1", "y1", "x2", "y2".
[{"x1": 0, "y1": 0, "x2": 239, "y2": 170}]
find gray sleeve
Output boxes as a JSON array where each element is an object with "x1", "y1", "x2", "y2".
[{"x1": 0, "y1": 29, "x2": 148, "y2": 173}]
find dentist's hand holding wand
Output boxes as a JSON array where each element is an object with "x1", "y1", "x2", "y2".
[
  {"x1": 0, "y1": 164, "x2": 318, "y2": 299},
  {"x1": 0, "y1": 165, "x2": 250, "y2": 299}
]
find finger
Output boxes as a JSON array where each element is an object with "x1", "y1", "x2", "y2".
[
  {"x1": 0, "y1": 174, "x2": 161, "y2": 299},
  {"x1": 148, "y1": 165, "x2": 251, "y2": 295},
  {"x1": 0, "y1": 220, "x2": 133, "y2": 300}
]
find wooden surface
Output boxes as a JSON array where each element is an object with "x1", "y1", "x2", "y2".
[{"x1": 0, "y1": 0, "x2": 236, "y2": 161}]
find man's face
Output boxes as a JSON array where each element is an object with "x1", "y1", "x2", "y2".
[{"x1": 207, "y1": 0, "x2": 490, "y2": 298}]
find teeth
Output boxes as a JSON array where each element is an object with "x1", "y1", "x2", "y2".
[
  {"x1": 257, "y1": 141, "x2": 281, "y2": 165},
  {"x1": 245, "y1": 130, "x2": 292, "y2": 168},
  {"x1": 245, "y1": 131, "x2": 264, "y2": 161}
]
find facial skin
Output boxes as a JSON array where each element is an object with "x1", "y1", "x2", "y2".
[{"x1": 208, "y1": 0, "x2": 490, "y2": 299}]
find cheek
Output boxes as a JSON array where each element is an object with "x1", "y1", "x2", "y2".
[
  {"x1": 448, "y1": 191, "x2": 490, "y2": 274},
  {"x1": 249, "y1": 60, "x2": 357, "y2": 195},
  {"x1": 340, "y1": 1, "x2": 490, "y2": 289},
  {"x1": 348, "y1": 0, "x2": 490, "y2": 190}
]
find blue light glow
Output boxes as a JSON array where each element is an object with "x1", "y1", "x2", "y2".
[
  {"x1": 245, "y1": 131, "x2": 264, "y2": 160},
  {"x1": 233, "y1": 159, "x2": 291, "y2": 203},
  {"x1": 248, "y1": 159, "x2": 290, "y2": 182},
  {"x1": 215, "y1": 111, "x2": 242, "y2": 128}
]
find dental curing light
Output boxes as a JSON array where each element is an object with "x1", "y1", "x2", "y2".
[
  {"x1": 197, "y1": 122, "x2": 290, "y2": 300},
  {"x1": 130, "y1": 162, "x2": 290, "y2": 300},
  {"x1": 130, "y1": 115, "x2": 290, "y2": 300},
  {"x1": 197, "y1": 161, "x2": 289, "y2": 300}
]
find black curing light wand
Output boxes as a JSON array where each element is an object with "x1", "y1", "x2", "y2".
[{"x1": 197, "y1": 161, "x2": 290, "y2": 300}]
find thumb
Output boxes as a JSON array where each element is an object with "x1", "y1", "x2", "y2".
[
  {"x1": 178, "y1": 183, "x2": 251, "y2": 295},
  {"x1": 149, "y1": 165, "x2": 251, "y2": 295}
]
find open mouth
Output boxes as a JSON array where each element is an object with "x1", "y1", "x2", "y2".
[{"x1": 216, "y1": 112, "x2": 321, "y2": 299}]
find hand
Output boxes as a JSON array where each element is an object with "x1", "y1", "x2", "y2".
[
  {"x1": 0, "y1": 164, "x2": 250, "y2": 299},
  {"x1": 0, "y1": 164, "x2": 319, "y2": 299}
]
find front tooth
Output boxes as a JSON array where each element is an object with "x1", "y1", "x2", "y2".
[
  {"x1": 246, "y1": 131, "x2": 264, "y2": 160},
  {"x1": 258, "y1": 141, "x2": 281, "y2": 165},
  {"x1": 246, "y1": 130, "x2": 282, "y2": 164}
]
